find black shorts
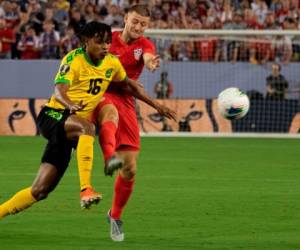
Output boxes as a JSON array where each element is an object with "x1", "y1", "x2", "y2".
[{"x1": 37, "y1": 106, "x2": 76, "y2": 172}]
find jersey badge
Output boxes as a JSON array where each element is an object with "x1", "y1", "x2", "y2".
[
  {"x1": 134, "y1": 48, "x2": 143, "y2": 60},
  {"x1": 59, "y1": 64, "x2": 70, "y2": 75},
  {"x1": 105, "y1": 68, "x2": 113, "y2": 78}
]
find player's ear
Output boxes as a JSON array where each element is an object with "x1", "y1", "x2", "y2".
[
  {"x1": 124, "y1": 14, "x2": 128, "y2": 23},
  {"x1": 82, "y1": 38, "x2": 89, "y2": 50}
]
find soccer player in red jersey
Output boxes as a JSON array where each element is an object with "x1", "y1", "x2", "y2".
[{"x1": 95, "y1": 4, "x2": 165, "y2": 241}]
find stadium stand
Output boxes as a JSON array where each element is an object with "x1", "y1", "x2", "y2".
[{"x1": 0, "y1": 0, "x2": 299, "y2": 62}]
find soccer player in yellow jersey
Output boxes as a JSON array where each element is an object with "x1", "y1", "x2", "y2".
[
  {"x1": 48, "y1": 22, "x2": 129, "y2": 208},
  {"x1": 0, "y1": 21, "x2": 175, "y2": 219},
  {"x1": 0, "y1": 22, "x2": 115, "y2": 218}
]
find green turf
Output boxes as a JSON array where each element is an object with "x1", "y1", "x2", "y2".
[{"x1": 0, "y1": 136, "x2": 299, "y2": 250}]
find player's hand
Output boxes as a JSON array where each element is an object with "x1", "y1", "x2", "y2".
[
  {"x1": 69, "y1": 101, "x2": 87, "y2": 114},
  {"x1": 156, "y1": 104, "x2": 177, "y2": 121},
  {"x1": 147, "y1": 55, "x2": 160, "y2": 72}
]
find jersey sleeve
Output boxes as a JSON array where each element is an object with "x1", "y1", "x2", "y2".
[
  {"x1": 112, "y1": 58, "x2": 127, "y2": 82},
  {"x1": 54, "y1": 55, "x2": 76, "y2": 85},
  {"x1": 143, "y1": 38, "x2": 156, "y2": 54}
]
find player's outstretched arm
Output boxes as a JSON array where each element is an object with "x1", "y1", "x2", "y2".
[
  {"x1": 123, "y1": 78, "x2": 177, "y2": 121},
  {"x1": 54, "y1": 84, "x2": 85, "y2": 113}
]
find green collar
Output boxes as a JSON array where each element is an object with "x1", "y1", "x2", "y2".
[{"x1": 83, "y1": 49, "x2": 103, "y2": 67}]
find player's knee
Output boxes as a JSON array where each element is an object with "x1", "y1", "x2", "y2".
[
  {"x1": 31, "y1": 185, "x2": 51, "y2": 201},
  {"x1": 121, "y1": 163, "x2": 136, "y2": 180},
  {"x1": 105, "y1": 112, "x2": 119, "y2": 124},
  {"x1": 98, "y1": 105, "x2": 119, "y2": 124},
  {"x1": 80, "y1": 121, "x2": 95, "y2": 136}
]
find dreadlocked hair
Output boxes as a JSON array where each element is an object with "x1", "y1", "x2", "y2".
[{"x1": 77, "y1": 21, "x2": 112, "y2": 47}]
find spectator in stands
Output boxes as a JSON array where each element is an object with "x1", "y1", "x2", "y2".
[
  {"x1": 273, "y1": 34, "x2": 293, "y2": 64},
  {"x1": 248, "y1": 11, "x2": 275, "y2": 64},
  {"x1": 251, "y1": 0, "x2": 268, "y2": 25},
  {"x1": 11, "y1": 9, "x2": 30, "y2": 59},
  {"x1": 266, "y1": 63, "x2": 289, "y2": 100},
  {"x1": 264, "y1": 11, "x2": 277, "y2": 29},
  {"x1": 17, "y1": 24, "x2": 40, "y2": 59},
  {"x1": 43, "y1": 6, "x2": 59, "y2": 31},
  {"x1": 2, "y1": 0, "x2": 19, "y2": 28},
  {"x1": 53, "y1": 0, "x2": 70, "y2": 12},
  {"x1": 52, "y1": 0, "x2": 70, "y2": 33},
  {"x1": 69, "y1": 7, "x2": 86, "y2": 34},
  {"x1": 1, "y1": 0, "x2": 300, "y2": 62},
  {"x1": 197, "y1": 36, "x2": 218, "y2": 62},
  {"x1": 59, "y1": 25, "x2": 79, "y2": 57},
  {"x1": 249, "y1": 36, "x2": 273, "y2": 64},
  {"x1": 39, "y1": 19, "x2": 60, "y2": 59},
  {"x1": 220, "y1": 1, "x2": 233, "y2": 23},
  {"x1": 0, "y1": 4, "x2": 4, "y2": 19},
  {"x1": 275, "y1": 0, "x2": 289, "y2": 23},
  {"x1": 17, "y1": 10, "x2": 30, "y2": 33},
  {"x1": 154, "y1": 71, "x2": 174, "y2": 99},
  {"x1": 26, "y1": 1, "x2": 44, "y2": 35},
  {"x1": 223, "y1": 11, "x2": 246, "y2": 63},
  {"x1": 282, "y1": 17, "x2": 300, "y2": 61},
  {"x1": 103, "y1": 4, "x2": 123, "y2": 27},
  {"x1": 0, "y1": 16, "x2": 15, "y2": 59},
  {"x1": 151, "y1": 9, "x2": 168, "y2": 28},
  {"x1": 94, "y1": 0, "x2": 127, "y2": 8},
  {"x1": 185, "y1": 0, "x2": 200, "y2": 20},
  {"x1": 83, "y1": 3, "x2": 96, "y2": 23},
  {"x1": 169, "y1": 40, "x2": 194, "y2": 61}
]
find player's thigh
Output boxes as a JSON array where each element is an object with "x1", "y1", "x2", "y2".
[
  {"x1": 115, "y1": 108, "x2": 140, "y2": 150},
  {"x1": 97, "y1": 103, "x2": 119, "y2": 125},
  {"x1": 64, "y1": 115, "x2": 95, "y2": 139},
  {"x1": 37, "y1": 107, "x2": 70, "y2": 143}
]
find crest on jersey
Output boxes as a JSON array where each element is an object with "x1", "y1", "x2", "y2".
[
  {"x1": 134, "y1": 48, "x2": 143, "y2": 60},
  {"x1": 59, "y1": 64, "x2": 70, "y2": 75},
  {"x1": 105, "y1": 68, "x2": 113, "y2": 78}
]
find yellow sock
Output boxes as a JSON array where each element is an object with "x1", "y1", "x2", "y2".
[
  {"x1": 77, "y1": 135, "x2": 94, "y2": 191},
  {"x1": 0, "y1": 187, "x2": 36, "y2": 219}
]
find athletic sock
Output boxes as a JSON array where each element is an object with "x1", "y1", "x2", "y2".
[
  {"x1": 0, "y1": 187, "x2": 36, "y2": 218},
  {"x1": 77, "y1": 134, "x2": 94, "y2": 191},
  {"x1": 111, "y1": 174, "x2": 135, "y2": 220},
  {"x1": 99, "y1": 121, "x2": 117, "y2": 162}
]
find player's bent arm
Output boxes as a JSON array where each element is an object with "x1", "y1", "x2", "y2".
[
  {"x1": 54, "y1": 83, "x2": 83, "y2": 113},
  {"x1": 122, "y1": 78, "x2": 158, "y2": 106},
  {"x1": 123, "y1": 78, "x2": 176, "y2": 121}
]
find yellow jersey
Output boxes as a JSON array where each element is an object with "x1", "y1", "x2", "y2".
[{"x1": 46, "y1": 48, "x2": 127, "y2": 118}]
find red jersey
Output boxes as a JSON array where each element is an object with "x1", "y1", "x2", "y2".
[
  {"x1": 197, "y1": 38, "x2": 217, "y2": 61},
  {"x1": 107, "y1": 31, "x2": 155, "y2": 107},
  {"x1": 0, "y1": 28, "x2": 14, "y2": 53}
]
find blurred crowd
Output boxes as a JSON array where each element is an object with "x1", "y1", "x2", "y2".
[{"x1": 0, "y1": 0, "x2": 299, "y2": 63}]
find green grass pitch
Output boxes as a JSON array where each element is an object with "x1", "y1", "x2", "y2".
[{"x1": 0, "y1": 136, "x2": 299, "y2": 250}]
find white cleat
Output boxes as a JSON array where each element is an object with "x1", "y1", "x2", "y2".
[
  {"x1": 107, "y1": 210, "x2": 124, "y2": 242},
  {"x1": 104, "y1": 156, "x2": 124, "y2": 176}
]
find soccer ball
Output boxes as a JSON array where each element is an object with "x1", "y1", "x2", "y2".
[{"x1": 217, "y1": 87, "x2": 250, "y2": 120}]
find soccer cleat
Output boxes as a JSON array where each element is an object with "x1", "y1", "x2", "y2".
[
  {"x1": 80, "y1": 187, "x2": 102, "y2": 209},
  {"x1": 107, "y1": 209, "x2": 124, "y2": 242},
  {"x1": 104, "y1": 156, "x2": 123, "y2": 177}
]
